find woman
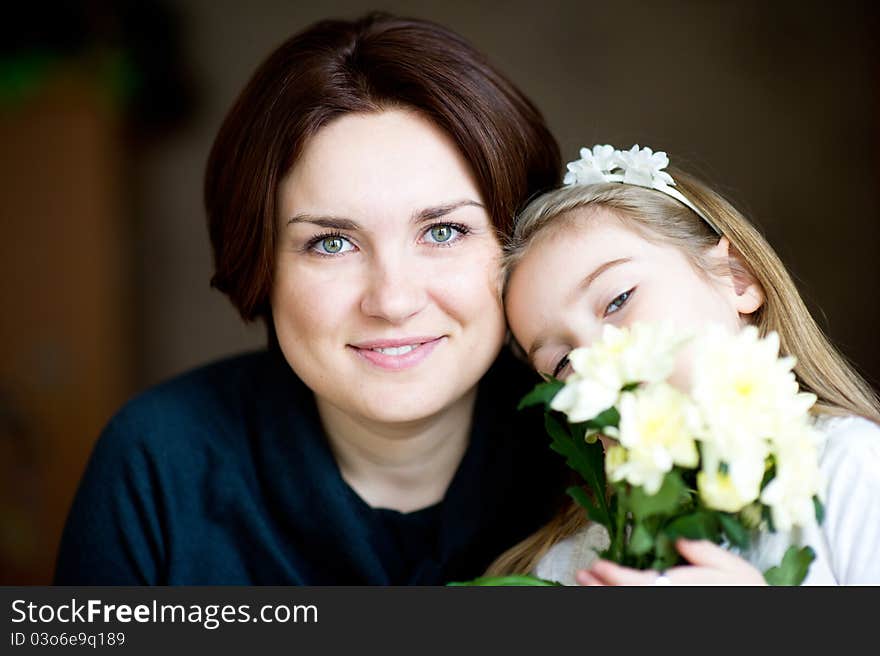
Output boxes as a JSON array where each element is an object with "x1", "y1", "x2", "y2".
[
  {"x1": 54, "y1": 12, "x2": 566, "y2": 585},
  {"x1": 492, "y1": 144, "x2": 880, "y2": 585}
]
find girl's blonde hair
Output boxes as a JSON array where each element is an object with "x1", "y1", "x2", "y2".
[{"x1": 487, "y1": 169, "x2": 880, "y2": 577}]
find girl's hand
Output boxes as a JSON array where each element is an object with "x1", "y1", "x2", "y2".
[{"x1": 575, "y1": 538, "x2": 767, "y2": 586}]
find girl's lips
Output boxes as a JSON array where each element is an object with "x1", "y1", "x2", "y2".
[{"x1": 349, "y1": 336, "x2": 446, "y2": 371}]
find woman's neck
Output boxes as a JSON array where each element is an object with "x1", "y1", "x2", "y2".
[{"x1": 316, "y1": 388, "x2": 478, "y2": 513}]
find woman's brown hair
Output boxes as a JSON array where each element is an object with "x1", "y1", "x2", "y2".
[{"x1": 205, "y1": 11, "x2": 561, "y2": 322}]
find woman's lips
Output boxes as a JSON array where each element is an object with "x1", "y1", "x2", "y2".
[{"x1": 349, "y1": 336, "x2": 446, "y2": 371}]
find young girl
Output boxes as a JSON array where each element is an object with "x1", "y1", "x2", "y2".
[{"x1": 494, "y1": 144, "x2": 880, "y2": 585}]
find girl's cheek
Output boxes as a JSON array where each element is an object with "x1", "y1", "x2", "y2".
[{"x1": 668, "y1": 345, "x2": 696, "y2": 393}]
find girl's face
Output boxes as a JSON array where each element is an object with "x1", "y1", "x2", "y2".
[
  {"x1": 272, "y1": 109, "x2": 505, "y2": 425},
  {"x1": 505, "y1": 207, "x2": 763, "y2": 381}
]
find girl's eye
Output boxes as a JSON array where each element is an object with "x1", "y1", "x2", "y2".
[
  {"x1": 605, "y1": 288, "x2": 635, "y2": 316},
  {"x1": 310, "y1": 234, "x2": 355, "y2": 255},
  {"x1": 423, "y1": 223, "x2": 468, "y2": 245},
  {"x1": 552, "y1": 354, "x2": 571, "y2": 380}
]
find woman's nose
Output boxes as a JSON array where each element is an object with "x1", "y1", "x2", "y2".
[{"x1": 359, "y1": 253, "x2": 429, "y2": 324}]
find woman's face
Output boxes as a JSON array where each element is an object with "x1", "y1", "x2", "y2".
[
  {"x1": 272, "y1": 109, "x2": 505, "y2": 424},
  {"x1": 505, "y1": 208, "x2": 763, "y2": 381}
]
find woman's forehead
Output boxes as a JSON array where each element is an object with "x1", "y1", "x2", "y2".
[{"x1": 278, "y1": 109, "x2": 483, "y2": 220}]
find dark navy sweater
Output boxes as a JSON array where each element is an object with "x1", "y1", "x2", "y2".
[{"x1": 54, "y1": 347, "x2": 566, "y2": 585}]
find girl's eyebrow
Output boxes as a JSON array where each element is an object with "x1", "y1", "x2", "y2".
[
  {"x1": 569, "y1": 257, "x2": 632, "y2": 302},
  {"x1": 286, "y1": 199, "x2": 484, "y2": 229},
  {"x1": 527, "y1": 336, "x2": 548, "y2": 362}
]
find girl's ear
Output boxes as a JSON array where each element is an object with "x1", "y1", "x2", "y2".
[{"x1": 708, "y1": 237, "x2": 765, "y2": 315}]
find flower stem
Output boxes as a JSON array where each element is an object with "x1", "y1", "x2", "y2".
[{"x1": 611, "y1": 486, "x2": 626, "y2": 563}]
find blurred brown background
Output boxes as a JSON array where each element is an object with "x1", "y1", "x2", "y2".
[{"x1": 1, "y1": 0, "x2": 877, "y2": 584}]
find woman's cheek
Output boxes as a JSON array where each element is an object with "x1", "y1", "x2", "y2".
[{"x1": 438, "y1": 248, "x2": 503, "y2": 315}]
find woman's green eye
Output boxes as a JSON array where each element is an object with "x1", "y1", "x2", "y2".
[
  {"x1": 429, "y1": 225, "x2": 454, "y2": 243},
  {"x1": 309, "y1": 234, "x2": 353, "y2": 255},
  {"x1": 321, "y1": 237, "x2": 345, "y2": 253}
]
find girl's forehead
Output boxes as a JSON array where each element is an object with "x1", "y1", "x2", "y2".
[{"x1": 521, "y1": 208, "x2": 648, "y2": 262}]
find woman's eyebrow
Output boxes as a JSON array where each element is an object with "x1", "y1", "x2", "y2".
[
  {"x1": 286, "y1": 214, "x2": 360, "y2": 230},
  {"x1": 286, "y1": 200, "x2": 483, "y2": 229},
  {"x1": 412, "y1": 199, "x2": 484, "y2": 223}
]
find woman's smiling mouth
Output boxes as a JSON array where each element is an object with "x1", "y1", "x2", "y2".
[{"x1": 349, "y1": 336, "x2": 446, "y2": 370}]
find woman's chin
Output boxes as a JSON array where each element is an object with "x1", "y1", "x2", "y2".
[{"x1": 351, "y1": 389, "x2": 467, "y2": 427}]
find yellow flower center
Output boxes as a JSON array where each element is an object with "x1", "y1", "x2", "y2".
[
  {"x1": 641, "y1": 413, "x2": 681, "y2": 447},
  {"x1": 716, "y1": 471, "x2": 734, "y2": 491},
  {"x1": 734, "y1": 378, "x2": 755, "y2": 398}
]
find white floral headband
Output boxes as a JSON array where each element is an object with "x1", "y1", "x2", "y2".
[{"x1": 563, "y1": 144, "x2": 721, "y2": 234}]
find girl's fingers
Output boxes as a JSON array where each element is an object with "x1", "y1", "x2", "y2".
[
  {"x1": 664, "y1": 566, "x2": 763, "y2": 585},
  {"x1": 579, "y1": 542, "x2": 767, "y2": 585},
  {"x1": 672, "y1": 540, "x2": 767, "y2": 584},
  {"x1": 587, "y1": 559, "x2": 662, "y2": 585},
  {"x1": 674, "y1": 538, "x2": 738, "y2": 567},
  {"x1": 574, "y1": 569, "x2": 605, "y2": 586},
  {"x1": 675, "y1": 539, "x2": 760, "y2": 573},
  {"x1": 581, "y1": 556, "x2": 766, "y2": 586}
]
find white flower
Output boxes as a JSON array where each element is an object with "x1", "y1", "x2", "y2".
[
  {"x1": 760, "y1": 427, "x2": 822, "y2": 531},
  {"x1": 698, "y1": 467, "x2": 760, "y2": 513},
  {"x1": 690, "y1": 325, "x2": 807, "y2": 451},
  {"x1": 614, "y1": 145, "x2": 675, "y2": 189},
  {"x1": 616, "y1": 321, "x2": 690, "y2": 385},
  {"x1": 688, "y1": 323, "x2": 820, "y2": 519},
  {"x1": 563, "y1": 144, "x2": 617, "y2": 185},
  {"x1": 609, "y1": 383, "x2": 700, "y2": 494},
  {"x1": 550, "y1": 375, "x2": 619, "y2": 423},
  {"x1": 697, "y1": 443, "x2": 767, "y2": 512},
  {"x1": 569, "y1": 322, "x2": 686, "y2": 386},
  {"x1": 767, "y1": 394, "x2": 820, "y2": 449},
  {"x1": 550, "y1": 322, "x2": 689, "y2": 427},
  {"x1": 550, "y1": 327, "x2": 627, "y2": 424},
  {"x1": 604, "y1": 443, "x2": 628, "y2": 481}
]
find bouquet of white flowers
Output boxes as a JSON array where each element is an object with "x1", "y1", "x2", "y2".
[
  {"x1": 452, "y1": 322, "x2": 823, "y2": 586},
  {"x1": 534, "y1": 322, "x2": 823, "y2": 584}
]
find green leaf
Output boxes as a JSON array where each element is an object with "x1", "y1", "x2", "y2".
[
  {"x1": 584, "y1": 406, "x2": 621, "y2": 430},
  {"x1": 545, "y1": 413, "x2": 612, "y2": 528},
  {"x1": 566, "y1": 485, "x2": 594, "y2": 511},
  {"x1": 760, "y1": 456, "x2": 776, "y2": 491},
  {"x1": 567, "y1": 485, "x2": 609, "y2": 526},
  {"x1": 651, "y1": 532, "x2": 680, "y2": 571},
  {"x1": 664, "y1": 511, "x2": 721, "y2": 542},
  {"x1": 544, "y1": 412, "x2": 571, "y2": 445},
  {"x1": 763, "y1": 546, "x2": 816, "y2": 586},
  {"x1": 628, "y1": 522, "x2": 654, "y2": 556},
  {"x1": 628, "y1": 472, "x2": 687, "y2": 521},
  {"x1": 719, "y1": 513, "x2": 751, "y2": 550},
  {"x1": 813, "y1": 496, "x2": 825, "y2": 525},
  {"x1": 762, "y1": 505, "x2": 777, "y2": 534},
  {"x1": 517, "y1": 380, "x2": 565, "y2": 410},
  {"x1": 447, "y1": 575, "x2": 562, "y2": 586}
]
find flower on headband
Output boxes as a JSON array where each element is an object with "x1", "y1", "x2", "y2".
[
  {"x1": 563, "y1": 144, "x2": 618, "y2": 185},
  {"x1": 562, "y1": 143, "x2": 721, "y2": 234},
  {"x1": 615, "y1": 145, "x2": 675, "y2": 190},
  {"x1": 564, "y1": 144, "x2": 677, "y2": 191}
]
